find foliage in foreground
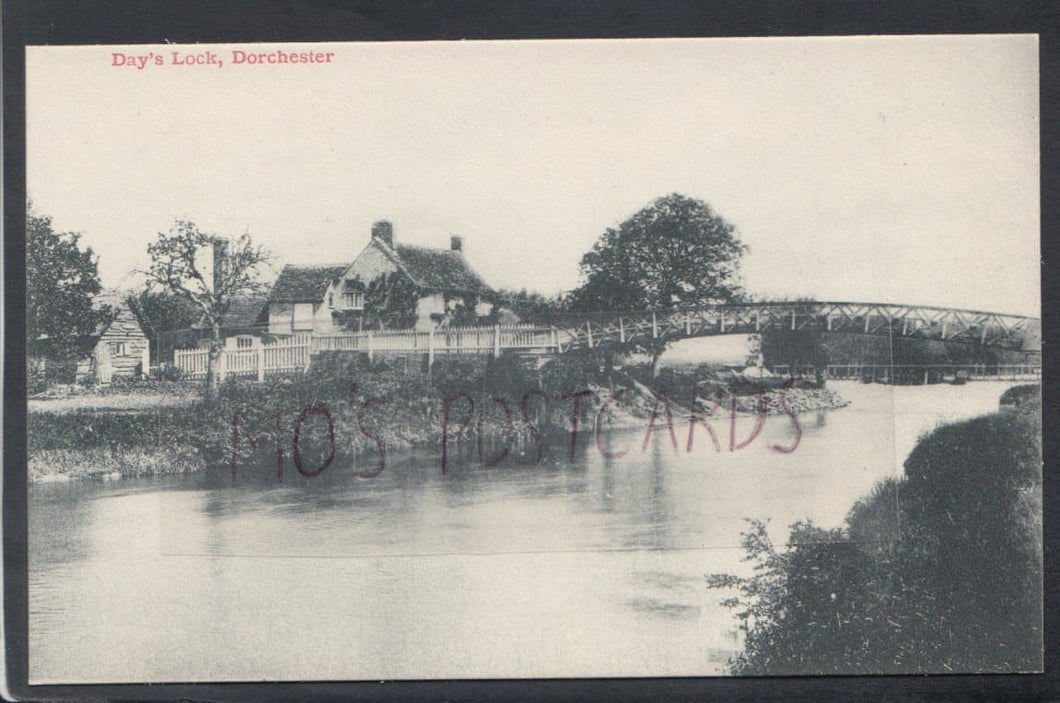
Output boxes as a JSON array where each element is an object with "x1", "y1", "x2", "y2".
[{"x1": 709, "y1": 408, "x2": 1042, "y2": 675}]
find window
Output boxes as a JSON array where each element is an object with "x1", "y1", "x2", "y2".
[
  {"x1": 341, "y1": 292, "x2": 364, "y2": 310},
  {"x1": 112, "y1": 342, "x2": 127, "y2": 356},
  {"x1": 236, "y1": 336, "x2": 253, "y2": 349}
]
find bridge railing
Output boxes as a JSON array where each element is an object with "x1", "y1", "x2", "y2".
[{"x1": 767, "y1": 363, "x2": 1041, "y2": 382}]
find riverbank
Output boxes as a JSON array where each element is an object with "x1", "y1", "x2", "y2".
[{"x1": 27, "y1": 357, "x2": 852, "y2": 483}]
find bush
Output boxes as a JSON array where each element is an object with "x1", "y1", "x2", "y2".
[{"x1": 709, "y1": 410, "x2": 1042, "y2": 674}]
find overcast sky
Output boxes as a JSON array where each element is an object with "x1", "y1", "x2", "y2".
[{"x1": 27, "y1": 35, "x2": 1039, "y2": 316}]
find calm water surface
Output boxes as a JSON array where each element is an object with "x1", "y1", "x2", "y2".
[{"x1": 29, "y1": 381, "x2": 1021, "y2": 682}]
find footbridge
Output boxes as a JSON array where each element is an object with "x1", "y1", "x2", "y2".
[
  {"x1": 177, "y1": 301, "x2": 1040, "y2": 380},
  {"x1": 312, "y1": 301, "x2": 1041, "y2": 359}
]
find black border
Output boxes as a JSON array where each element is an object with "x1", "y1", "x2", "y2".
[{"x1": 4, "y1": 2, "x2": 1057, "y2": 700}]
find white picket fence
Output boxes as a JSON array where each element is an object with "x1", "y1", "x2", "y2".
[
  {"x1": 172, "y1": 326, "x2": 557, "y2": 381},
  {"x1": 312, "y1": 324, "x2": 557, "y2": 358},
  {"x1": 174, "y1": 334, "x2": 311, "y2": 381}
]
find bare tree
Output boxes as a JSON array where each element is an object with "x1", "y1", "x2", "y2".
[{"x1": 143, "y1": 220, "x2": 271, "y2": 390}]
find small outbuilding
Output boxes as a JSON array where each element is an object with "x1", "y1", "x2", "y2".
[{"x1": 30, "y1": 290, "x2": 150, "y2": 385}]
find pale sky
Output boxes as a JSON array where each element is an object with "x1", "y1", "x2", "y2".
[{"x1": 27, "y1": 35, "x2": 1040, "y2": 316}]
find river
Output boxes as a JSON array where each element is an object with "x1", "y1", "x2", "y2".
[{"x1": 28, "y1": 380, "x2": 1022, "y2": 682}]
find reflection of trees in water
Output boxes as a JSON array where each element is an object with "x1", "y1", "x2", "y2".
[
  {"x1": 30, "y1": 485, "x2": 97, "y2": 565},
  {"x1": 585, "y1": 429, "x2": 679, "y2": 551}
]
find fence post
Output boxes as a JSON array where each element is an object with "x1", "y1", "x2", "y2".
[
  {"x1": 428, "y1": 328, "x2": 435, "y2": 368},
  {"x1": 367, "y1": 331, "x2": 374, "y2": 362},
  {"x1": 493, "y1": 325, "x2": 501, "y2": 357},
  {"x1": 257, "y1": 348, "x2": 265, "y2": 382}
]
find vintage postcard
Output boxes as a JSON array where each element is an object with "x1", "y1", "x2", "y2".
[{"x1": 23, "y1": 36, "x2": 1040, "y2": 683}]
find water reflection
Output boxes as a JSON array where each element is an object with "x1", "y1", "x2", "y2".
[{"x1": 29, "y1": 381, "x2": 1019, "y2": 682}]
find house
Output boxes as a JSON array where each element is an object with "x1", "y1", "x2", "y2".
[
  {"x1": 266, "y1": 221, "x2": 495, "y2": 335},
  {"x1": 30, "y1": 290, "x2": 150, "y2": 385},
  {"x1": 191, "y1": 293, "x2": 270, "y2": 350}
]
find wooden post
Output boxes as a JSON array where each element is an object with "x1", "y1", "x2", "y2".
[
  {"x1": 586, "y1": 322, "x2": 594, "y2": 348},
  {"x1": 619, "y1": 317, "x2": 625, "y2": 343},
  {"x1": 428, "y1": 328, "x2": 435, "y2": 368},
  {"x1": 941, "y1": 320, "x2": 949, "y2": 340},
  {"x1": 720, "y1": 312, "x2": 726, "y2": 334},
  {"x1": 826, "y1": 313, "x2": 833, "y2": 332},
  {"x1": 754, "y1": 310, "x2": 761, "y2": 332},
  {"x1": 367, "y1": 331, "x2": 374, "y2": 362},
  {"x1": 651, "y1": 312, "x2": 658, "y2": 339},
  {"x1": 790, "y1": 309, "x2": 796, "y2": 331},
  {"x1": 493, "y1": 325, "x2": 501, "y2": 357},
  {"x1": 685, "y1": 315, "x2": 691, "y2": 335},
  {"x1": 257, "y1": 348, "x2": 264, "y2": 382}
]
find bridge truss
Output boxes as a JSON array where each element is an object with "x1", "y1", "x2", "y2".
[{"x1": 551, "y1": 301, "x2": 1040, "y2": 354}]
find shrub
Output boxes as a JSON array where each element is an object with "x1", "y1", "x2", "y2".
[{"x1": 709, "y1": 410, "x2": 1042, "y2": 674}]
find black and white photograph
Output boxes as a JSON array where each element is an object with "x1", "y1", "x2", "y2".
[{"x1": 22, "y1": 35, "x2": 1041, "y2": 683}]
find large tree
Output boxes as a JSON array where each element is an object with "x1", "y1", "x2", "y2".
[
  {"x1": 570, "y1": 193, "x2": 748, "y2": 375},
  {"x1": 143, "y1": 220, "x2": 271, "y2": 390},
  {"x1": 126, "y1": 287, "x2": 203, "y2": 364},
  {"x1": 27, "y1": 207, "x2": 108, "y2": 360}
]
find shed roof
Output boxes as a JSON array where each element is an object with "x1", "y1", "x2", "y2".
[
  {"x1": 268, "y1": 264, "x2": 348, "y2": 302},
  {"x1": 193, "y1": 293, "x2": 269, "y2": 330}
]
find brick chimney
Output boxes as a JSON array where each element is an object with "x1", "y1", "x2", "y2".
[
  {"x1": 371, "y1": 220, "x2": 394, "y2": 247},
  {"x1": 450, "y1": 235, "x2": 463, "y2": 253},
  {"x1": 212, "y1": 237, "x2": 229, "y2": 294}
]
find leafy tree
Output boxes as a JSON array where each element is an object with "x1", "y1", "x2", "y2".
[
  {"x1": 27, "y1": 207, "x2": 108, "y2": 360},
  {"x1": 570, "y1": 193, "x2": 748, "y2": 376},
  {"x1": 126, "y1": 287, "x2": 203, "y2": 364},
  {"x1": 143, "y1": 220, "x2": 271, "y2": 390}
]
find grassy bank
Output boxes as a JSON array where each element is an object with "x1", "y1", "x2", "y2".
[
  {"x1": 708, "y1": 397, "x2": 1042, "y2": 674},
  {"x1": 27, "y1": 353, "x2": 849, "y2": 483}
]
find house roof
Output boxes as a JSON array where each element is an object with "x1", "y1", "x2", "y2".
[
  {"x1": 390, "y1": 243, "x2": 492, "y2": 295},
  {"x1": 194, "y1": 293, "x2": 269, "y2": 330},
  {"x1": 224, "y1": 294, "x2": 269, "y2": 327},
  {"x1": 268, "y1": 264, "x2": 349, "y2": 302}
]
